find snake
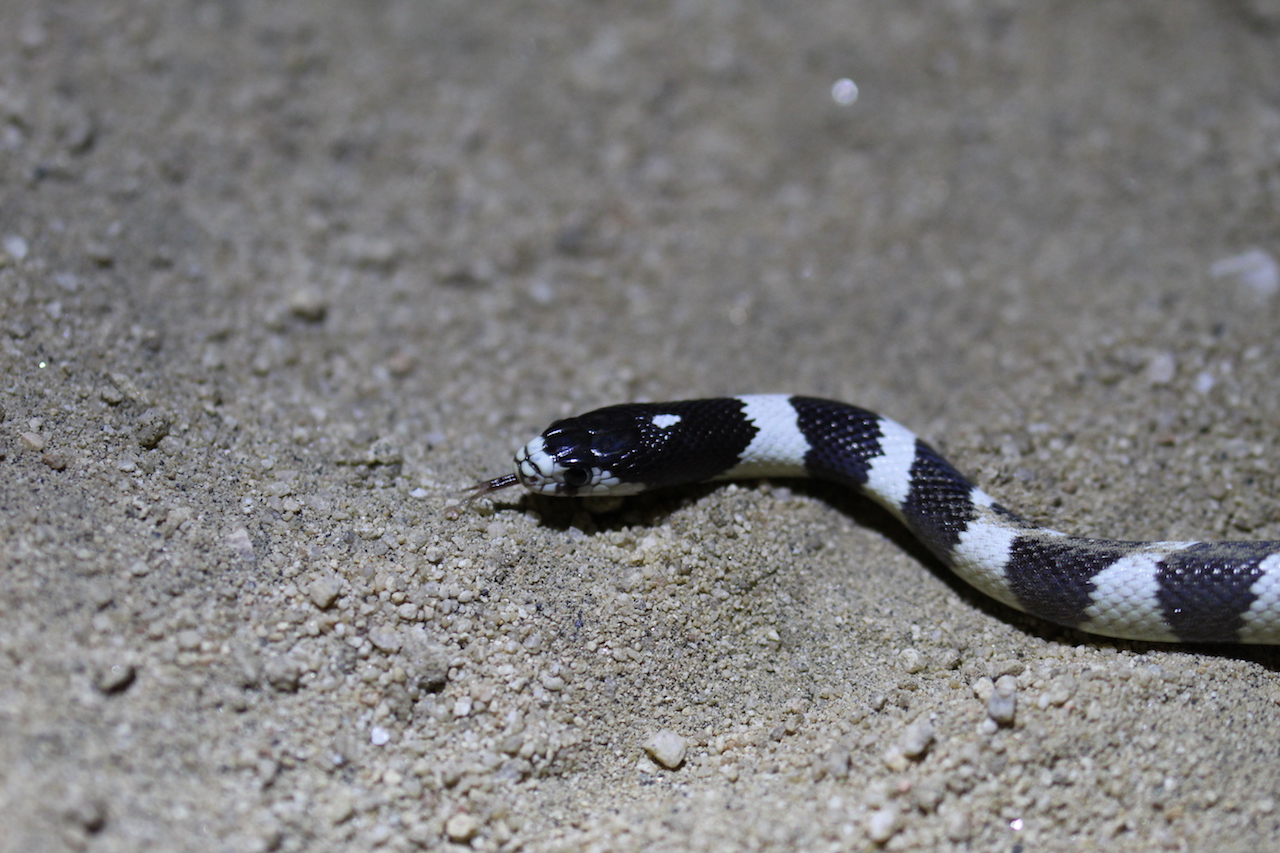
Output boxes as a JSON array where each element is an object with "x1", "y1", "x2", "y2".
[{"x1": 474, "y1": 395, "x2": 1280, "y2": 643}]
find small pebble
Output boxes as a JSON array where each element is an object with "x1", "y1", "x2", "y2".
[
  {"x1": 99, "y1": 383, "x2": 125, "y2": 405},
  {"x1": 898, "y1": 647, "x2": 924, "y2": 673},
  {"x1": 2, "y1": 234, "x2": 28, "y2": 262},
  {"x1": 1146, "y1": 351, "x2": 1177, "y2": 386},
  {"x1": 62, "y1": 794, "x2": 107, "y2": 833},
  {"x1": 1211, "y1": 248, "x2": 1279, "y2": 299},
  {"x1": 42, "y1": 451, "x2": 69, "y2": 470},
  {"x1": 225, "y1": 527, "x2": 255, "y2": 561},
  {"x1": 370, "y1": 726, "x2": 390, "y2": 746},
  {"x1": 308, "y1": 577, "x2": 341, "y2": 609},
  {"x1": 643, "y1": 729, "x2": 688, "y2": 769},
  {"x1": 987, "y1": 674, "x2": 1018, "y2": 726},
  {"x1": 263, "y1": 656, "x2": 301, "y2": 692},
  {"x1": 900, "y1": 719, "x2": 935, "y2": 758},
  {"x1": 20, "y1": 431, "x2": 46, "y2": 452},
  {"x1": 94, "y1": 661, "x2": 136, "y2": 694},
  {"x1": 866, "y1": 806, "x2": 900, "y2": 843},
  {"x1": 321, "y1": 793, "x2": 355, "y2": 826},
  {"x1": 445, "y1": 813, "x2": 480, "y2": 843},
  {"x1": 1038, "y1": 675, "x2": 1076, "y2": 709},
  {"x1": 288, "y1": 287, "x2": 329, "y2": 322},
  {"x1": 368, "y1": 627, "x2": 402, "y2": 653},
  {"x1": 135, "y1": 408, "x2": 172, "y2": 450}
]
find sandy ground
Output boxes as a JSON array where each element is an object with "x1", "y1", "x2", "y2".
[{"x1": 5, "y1": 1, "x2": 1280, "y2": 851}]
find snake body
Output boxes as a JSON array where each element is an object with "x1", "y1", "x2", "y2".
[{"x1": 478, "y1": 395, "x2": 1280, "y2": 643}]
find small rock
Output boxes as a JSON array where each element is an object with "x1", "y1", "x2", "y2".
[
  {"x1": 107, "y1": 372, "x2": 148, "y2": 406},
  {"x1": 932, "y1": 647, "x2": 962, "y2": 670},
  {"x1": 225, "y1": 526, "x2": 255, "y2": 561},
  {"x1": 159, "y1": 506, "x2": 193, "y2": 538},
  {"x1": 866, "y1": 806, "x2": 900, "y2": 843},
  {"x1": 94, "y1": 661, "x2": 136, "y2": 694},
  {"x1": 135, "y1": 409, "x2": 171, "y2": 450},
  {"x1": 1146, "y1": 351, "x2": 1177, "y2": 386},
  {"x1": 320, "y1": 792, "x2": 355, "y2": 826},
  {"x1": 263, "y1": 656, "x2": 301, "y2": 692},
  {"x1": 900, "y1": 719, "x2": 935, "y2": 758},
  {"x1": 41, "y1": 450, "x2": 69, "y2": 470},
  {"x1": 825, "y1": 745, "x2": 852, "y2": 779},
  {"x1": 643, "y1": 729, "x2": 688, "y2": 769},
  {"x1": 308, "y1": 577, "x2": 342, "y2": 610},
  {"x1": 369, "y1": 627, "x2": 402, "y2": 653},
  {"x1": 409, "y1": 647, "x2": 450, "y2": 693},
  {"x1": 987, "y1": 674, "x2": 1018, "y2": 726},
  {"x1": 62, "y1": 794, "x2": 107, "y2": 833},
  {"x1": 2, "y1": 234, "x2": 29, "y2": 262},
  {"x1": 288, "y1": 287, "x2": 329, "y2": 323},
  {"x1": 367, "y1": 439, "x2": 402, "y2": 466},
  {"x1": 99, "y1": 382, "x2": 124, "y2": 405},
  {"x1": 445, "y1": 813, "x2": 480, "y2": 843},
  {"x1": 1211, "y1": 248, "x2": 1279, "y2": 299},
  {"x1": 1039, "y1": 675, "x2": 1076, "y2": 709},
  {"x1": 20, "y1": 431, "x2": 46, "y2": 452}
]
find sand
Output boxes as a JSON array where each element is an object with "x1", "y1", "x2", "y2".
[{"x1": 4, "y1": 1, "x2": 1280, "y2": 850}]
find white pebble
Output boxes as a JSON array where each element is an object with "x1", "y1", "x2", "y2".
[
  {"x1": 308, "y1": 577, "x2": 341, "y2": 610},
  {"x1": 2, "y1": 234, "x2": 28, "y2": 261},
  {"x1": 900, "y1": 719, "x2": 935, "y2": 758},
  {"x1": 987, "y1": 675, "x2": 1018, "y2": 726},
  {"x1": 831, "y1": 78, "x2": 859, "y2": 105},
  {"x1": 368, "y1": 627, "x2": 403, "y2": 653},
  {"x1": 370, "y1": 726, "x2": 390, "y2": 746},
  {"x1": 445, "y1": 813, "x2": 480, "y2": 842},
  {"x1": 866, "y1": 806, "x2": 899, "y2": 842},
  {"x1": 1211, "y1": 248, "x2": 1279, "y2": 299},
  {"x1": 643, "y1": 729, "x2": 688, "y2": 769},
  {"x1": 1146, "y1": 351, "x2": 1176, "y2": 386}
]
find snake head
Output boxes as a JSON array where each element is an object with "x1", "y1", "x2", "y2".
[{"x1": 511, "y1": 414, "x2": 647, "y2": 497}]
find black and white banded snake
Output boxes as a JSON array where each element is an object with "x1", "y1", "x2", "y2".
[{"x1": 475, "y1": 395, "x2": 1280, "y2": 644}]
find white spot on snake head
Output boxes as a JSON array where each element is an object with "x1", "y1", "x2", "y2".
[
  {"x1": 513, "y1": 440, "x2": 560, "y2": 495},
  {"x1": 651, "y1": 413, "x2": 681, "y2": 430},
  {"x1": 512, "y1": 437, "x2": 644, "y2": 497}
]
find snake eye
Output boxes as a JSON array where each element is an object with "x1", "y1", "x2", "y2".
[{"x1": 562, "y1": 466, "x2": 591, "y2": 488}]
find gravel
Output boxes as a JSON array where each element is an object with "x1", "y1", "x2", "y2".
[{"x1": 6, "y1": 3, "x2": 1280, "y2": 852}]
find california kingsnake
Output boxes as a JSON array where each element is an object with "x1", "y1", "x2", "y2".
[{"x1": 476, "y1": 395, "x2": 1280, "y2": 644}]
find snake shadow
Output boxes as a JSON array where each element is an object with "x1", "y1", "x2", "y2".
[{"x1": 506, "y1": 478, "x2": 1280, "y2": 671}]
